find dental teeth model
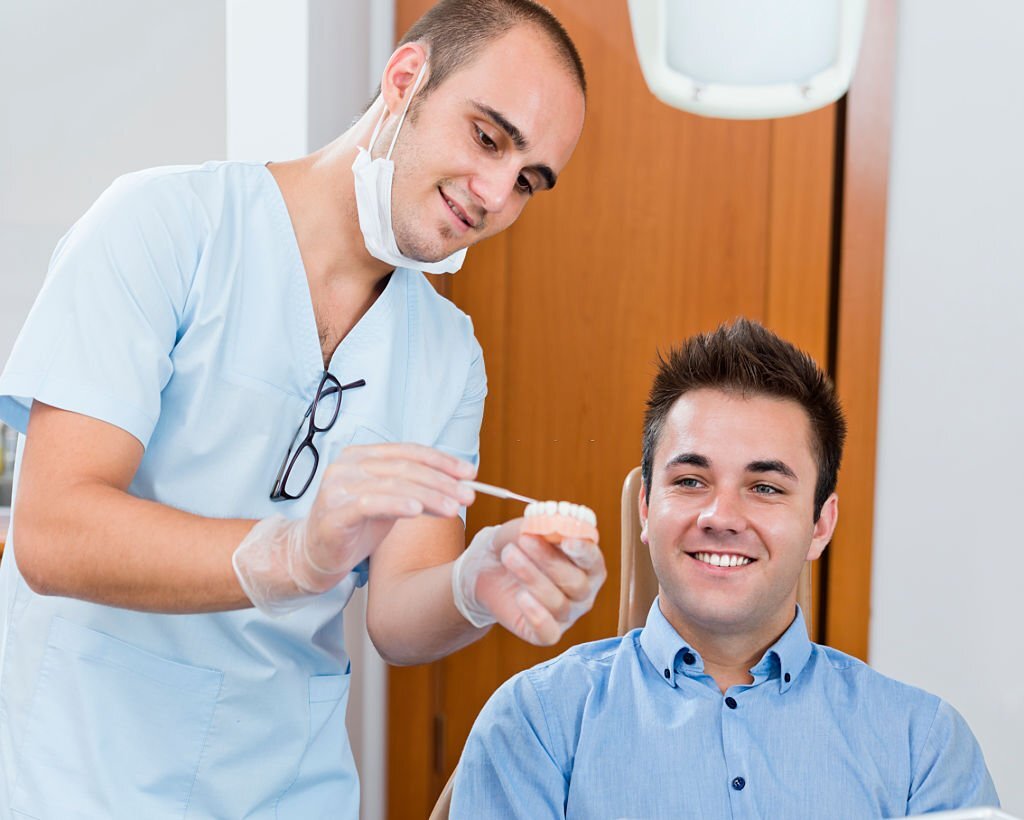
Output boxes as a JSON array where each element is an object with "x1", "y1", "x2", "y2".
[{"x1": 522, "y1": 500, "x2": 599, "y2": 544}]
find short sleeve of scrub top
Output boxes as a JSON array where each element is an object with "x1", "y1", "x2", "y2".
[{"x1": 0, "y1": 170, "x2": 192, "y2": 443}]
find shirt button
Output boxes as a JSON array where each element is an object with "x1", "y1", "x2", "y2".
[
  {"x1": 724, "y1": 696, "x2": 737, "y2": 709},
  {"x1": 682, "y1": 651, "x2": 696, "y2": 665},
  {"x1": 732, "y1": 776, "x2": 746, "y2": 791},
  {"x1": 664, "y1": 668, "x2": 671, "y2": 679},
  {"x1": 784, "y1": 672, "x2": 792, "y2": 683}
]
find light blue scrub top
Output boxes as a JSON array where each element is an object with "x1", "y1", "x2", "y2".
[{"x1": 0, "y1": 162, "x2": 486, "y2": 819}]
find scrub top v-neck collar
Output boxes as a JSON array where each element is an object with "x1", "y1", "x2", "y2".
[{"x1": 260, "y1": 164, "x2": 400, "y2": 382}]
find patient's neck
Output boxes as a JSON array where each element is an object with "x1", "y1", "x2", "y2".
[{"x1": 697, "y1": 643, "x2": 761, "y2": 695}]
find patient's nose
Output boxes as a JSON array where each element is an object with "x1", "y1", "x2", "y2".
[{"x1": 697, "y1": 491, "x2": 747, "y2": 535}]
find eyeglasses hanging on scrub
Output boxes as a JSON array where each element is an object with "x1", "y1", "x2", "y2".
[{"x1": 270, "y1": 371, "x2": 366, "y2": 501}]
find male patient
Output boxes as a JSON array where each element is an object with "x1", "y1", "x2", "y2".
[{"x1": 451, "y1": 319, "x2": 998, "y2": 818}]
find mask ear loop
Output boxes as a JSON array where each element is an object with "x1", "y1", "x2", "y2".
[
  {"x1": 383, "y1": 61, "x2": 427, "y2": 160},
  {"x1": 365, "y1": 109, "x2": 388, "y2": 155}
]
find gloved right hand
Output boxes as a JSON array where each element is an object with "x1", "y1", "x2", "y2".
[{"x1": 233, "y1": 442, "x2": 475, "y2": 616}]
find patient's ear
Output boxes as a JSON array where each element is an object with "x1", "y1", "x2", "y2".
[
  {"x1": 806, "y1": 493, "x2": 838, "y2": 561},
  {"x1": 638, "y1": 485, "x2": 649, "y2": 545}
]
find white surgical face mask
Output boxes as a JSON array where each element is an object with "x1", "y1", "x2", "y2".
[{"x1": 352, "y1": 63, "x2": 468, "y2": 274}]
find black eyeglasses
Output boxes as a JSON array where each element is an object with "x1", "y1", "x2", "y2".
[{"x1": 270, "y1": 371, "x2": 366, "y2": 501}]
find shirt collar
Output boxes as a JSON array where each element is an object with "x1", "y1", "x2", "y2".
[
  {"x1": 639, "y1": 598, "x2": 813, "y2": 694},
  {"x1": 639, "y1": 598, "x2": 702, "y2": 688}
]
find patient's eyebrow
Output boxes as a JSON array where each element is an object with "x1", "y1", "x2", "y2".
[
  {"x1": 665, "y1": 453, "x2": 710, "y2": 470},
  {"x1": 746, "y1": 459, "x2": 797, "y2": 480}
]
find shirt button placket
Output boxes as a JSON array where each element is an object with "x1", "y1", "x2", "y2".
[{"x1": 722, "y1": 693, "x2": 749, "y2": 812}]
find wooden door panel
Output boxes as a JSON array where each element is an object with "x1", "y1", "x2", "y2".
[
  {"x1": 389, "y1": 2, "x2": 840, "y2": 817},
  {"x1": 764, "y1": 105, "x2": 839, "y2": 639}
]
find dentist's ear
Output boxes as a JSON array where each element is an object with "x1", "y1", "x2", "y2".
[
  {"x1": 379, "y1": 42, "x2": 430, "y2": 118},
  {"x1": 806, "y1": 493, "x2": 838, "y2": 561}
]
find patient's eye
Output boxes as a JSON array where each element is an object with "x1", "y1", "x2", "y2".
[
  {"x1": 751, "y1": 483, "x2": 781, "y2": 496},
  {"x1": 674, "y1": 476, "x2": 704, "y2": 489}
]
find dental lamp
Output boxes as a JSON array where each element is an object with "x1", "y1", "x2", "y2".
[{"x1": 628, "y1": 0, "x2": 868, "y2": 120}]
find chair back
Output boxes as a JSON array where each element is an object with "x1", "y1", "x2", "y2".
[{"x1": 428, "y1": 772, "x2": 456, "y2": 820}]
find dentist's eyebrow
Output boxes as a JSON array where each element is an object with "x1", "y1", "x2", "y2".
[
  {"x1": 665, "y1": 453, "x2": 710, "y2": 470},
  {"x1": 471, "y1": 101, "x2": 558, "y2": 190},
  {"x1": 747, "y1": 459, "x2": 798, "y2": 480}
]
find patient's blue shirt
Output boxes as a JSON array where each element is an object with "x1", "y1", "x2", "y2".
[{"x1": 452, "y1": 602, "x2": 998, "y2": 819}]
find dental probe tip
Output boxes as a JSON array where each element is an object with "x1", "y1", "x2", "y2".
[{"x1": 464, "y1": 479, "x2": 537, "y2": 505}]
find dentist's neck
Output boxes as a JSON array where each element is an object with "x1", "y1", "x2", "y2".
[{"x1": 269, "y1": 99, "x2": 395, "y2": 292}]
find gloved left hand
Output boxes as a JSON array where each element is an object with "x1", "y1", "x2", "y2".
[{"x1": 451, "y1": 520, "x2": 606, "y2": 645}]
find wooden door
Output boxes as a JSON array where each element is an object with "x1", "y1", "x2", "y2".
[{"x1": 387, "y1": 2, "x2": 890, "y2": 817}]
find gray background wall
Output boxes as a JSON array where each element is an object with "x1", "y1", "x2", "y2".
[
  {"x1": 869, "y1": 0, "x2": 1024, "y2": 813},
  {"x1": 0, "y1": 1, "x2": 225, "y2": 360}
]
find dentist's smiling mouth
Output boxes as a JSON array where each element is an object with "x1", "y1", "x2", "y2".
[{"x1": 439, "y1": 187, "x2": 474, "y2": 229}]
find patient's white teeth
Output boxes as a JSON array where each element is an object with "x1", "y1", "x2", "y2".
[
  {"x1": 558, "y1": 501, "x2": 571, "y2": 516},
  {"x1": 694, "y1": 552, "x2": 753, "y2": 567},
  {"x1": 545, "y1": 501, "x2": 557, "y2": 515}
]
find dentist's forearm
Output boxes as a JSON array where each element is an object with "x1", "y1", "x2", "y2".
[
  {"x1": 15, "y1": 402, "x2": 258, "y2": 612},
  {"x1": 365, "y1": 519, "x2": 489, "y2": 665}
]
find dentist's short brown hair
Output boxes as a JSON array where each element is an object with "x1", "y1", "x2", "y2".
[{"x1": 396, "y1": 0, "x2": 586, "y2": 100}]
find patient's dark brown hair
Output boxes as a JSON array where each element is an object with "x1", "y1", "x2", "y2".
[{"x1": 641, "y1": 318, "x2": 847, "y2": 520}]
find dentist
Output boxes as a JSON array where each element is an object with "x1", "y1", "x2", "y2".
[{"x1": 0, "y1": 1, "x2": 603, "y2": 817}]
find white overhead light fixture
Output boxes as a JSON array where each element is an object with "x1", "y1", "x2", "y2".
[{"x1": 628, "y1": 0, "x2": 868, "y2": 120}]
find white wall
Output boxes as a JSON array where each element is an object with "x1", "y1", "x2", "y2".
[
  {"x1": 1, "y1": 3, "x2": 394, "y2": 818},
  {"x1": 870, "y1": 1, "x2": 1024, "y2": 814},
  {"x1": 0, "y1": 0, "x2": 226, "y2": 364}
]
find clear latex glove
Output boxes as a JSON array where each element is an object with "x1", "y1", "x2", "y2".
[
  {"x1": 234, "y1": 442, "x2": 475, "y2": 616},
  {"x1": 232, "y1": 514, "x2": 349, "y2": 617},
  {"x1": 451, "y1": 525, "x2": 504, "y2": 628},
  {"x1": 452, "y1": 520, "x2": 606, "y2": 645}
]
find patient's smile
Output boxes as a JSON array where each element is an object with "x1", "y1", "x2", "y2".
[{"x1": 689, "y1": 551, "x2": 753, "y2": 568}]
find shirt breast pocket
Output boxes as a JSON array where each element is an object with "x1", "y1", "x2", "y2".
[
  {"x1": 324, "y1": 421, "x2": 397, "y2": 461},
  {"x1": 321, "y1": 424, "x2": 397, "y2": 588},
  {"x1": 12, "y1": 617, "x2": 222, "y2": 819}
]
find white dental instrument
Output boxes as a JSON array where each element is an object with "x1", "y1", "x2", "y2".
[{"x1": 465, "y1": 479, "x2": 537, "y2": 505}]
